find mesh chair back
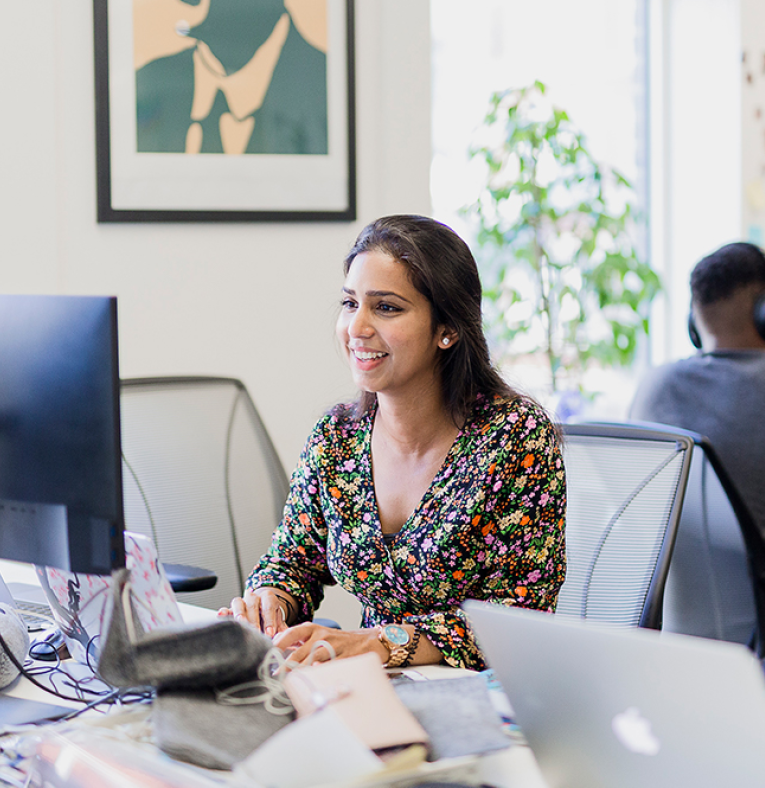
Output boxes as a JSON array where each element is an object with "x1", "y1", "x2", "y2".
[
  {"x1": 120, "y1": 377, "x2": 289, "y2": 609},
  {"x1": 637, "y1": 427, "x2": 765, "y2": 655},
  {"x1": 662, "y1": 440, "x2": 756, "y2": 644},
  {"x1": 557, "y1": 424, "x2": 693, "y2": 629}
]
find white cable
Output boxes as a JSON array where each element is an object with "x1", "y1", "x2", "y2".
[
  {"x1": 215, "y1": 647, "x2": 293, "y2": 715},
  {"x1": 297, "y1": 639, "x2": 336, "y2": 666},
  {"x1": 120, "y1": 582, "x2": 137, "y2": 644},
  {"x1": 216, "y1": 639, "x2": 340, "y2": 714}
]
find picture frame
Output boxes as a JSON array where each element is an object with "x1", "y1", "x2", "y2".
[{"x1": 93, "y1": 0, "x2": 356, "y2": 223}]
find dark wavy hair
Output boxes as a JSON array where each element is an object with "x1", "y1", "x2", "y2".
[
  {"x1": 691, "y1": 242, "x2": 765, "y2": 305},
  {"x1": 343, "y1": 215, "x2": 518, "y2": 425}
]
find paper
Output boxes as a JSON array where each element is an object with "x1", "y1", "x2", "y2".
[{"x1": 234, "y1": 706, "x2": 383, "y2": 788}]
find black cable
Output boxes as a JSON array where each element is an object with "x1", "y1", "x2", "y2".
[
  {"x1": 0, "y1": 629, "x2": 151, "y2": 714},
  {"x1": 0, "y1": 627, "x2": 89, "y2": 705},
  {"x1": 59, "y1": 687, "x2": 154, "y2": 721},
  {"x1": 59, "y1": 688, "x2": 123, "y2": 720}
]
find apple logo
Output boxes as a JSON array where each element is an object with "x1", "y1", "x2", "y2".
[{"x1": 611, "y1": 707, "x2": 661, "y2": 755}]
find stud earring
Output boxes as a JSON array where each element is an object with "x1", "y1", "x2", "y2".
[{"x1": 442, "y1": 337, "x2": 450, "y2": 346}]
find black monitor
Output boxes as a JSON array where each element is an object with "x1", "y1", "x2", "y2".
[{"x1": 0, "y1": 295, "x2": 125, "y2": 574}]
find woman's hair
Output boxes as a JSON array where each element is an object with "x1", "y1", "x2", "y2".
[{"x1": 343, "y1": 215, "x2": 519, "y2": 424}]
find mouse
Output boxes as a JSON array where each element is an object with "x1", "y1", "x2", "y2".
[{"x1": 29, "y1": 628, "x2": 69, "y2": 662}]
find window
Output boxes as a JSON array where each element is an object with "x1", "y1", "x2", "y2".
[{"x1": 431, "y1": 0, "x2": 649, "y2": 416}]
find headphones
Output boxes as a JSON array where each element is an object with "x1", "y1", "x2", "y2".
[{"x1": 688, "y1": 292, "x2": 765, "y2": 349}]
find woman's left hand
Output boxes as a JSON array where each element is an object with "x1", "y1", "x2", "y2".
[{"x1": 274, "y1": 623, "x2": 389, "y2": 667}]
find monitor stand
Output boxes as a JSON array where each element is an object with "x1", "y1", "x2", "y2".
[{"x1": 0, "y1": 500, "x2": 69, "y2": 568}]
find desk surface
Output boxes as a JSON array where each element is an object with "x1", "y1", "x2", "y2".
[{"x1": 0, "y1": 560, "x2": 549, "y2": 788}]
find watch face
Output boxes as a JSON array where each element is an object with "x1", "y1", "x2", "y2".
[{"x1": 383, "y1": 624, "x2": 409, "y2": 646}]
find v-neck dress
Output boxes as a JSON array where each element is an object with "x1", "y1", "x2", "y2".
[{"x1": 247, "y1": 393, "x2": 567, "y2": 670}]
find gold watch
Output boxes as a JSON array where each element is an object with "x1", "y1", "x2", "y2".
[{"x1": 377, "y1": 624, "x2": 411, "y2": 668}]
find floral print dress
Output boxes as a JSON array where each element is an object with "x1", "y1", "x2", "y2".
[{"x1": 248, "y1": 393, "x2": 567, "y2": 670}]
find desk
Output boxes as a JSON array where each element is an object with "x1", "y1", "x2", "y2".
[{"x1": 0, "y1": 561, "x2": 550, "y2": 788}]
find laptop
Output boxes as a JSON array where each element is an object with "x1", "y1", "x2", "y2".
[
  {"x1": 0, "y1": 575, "x2": 52, "y2": 632},
  {"x1": 463, "y1": 600, "x2": 765, "y2": 788},
  {"x1": 34, "y1": 531, "x2": 183, "y2": 664}
]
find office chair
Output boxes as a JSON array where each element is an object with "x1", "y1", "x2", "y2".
[
  {"x1": 556, "y1": 423, "x2": 694, "y2": 629},
  {"x1": 120, "y1": 377, "x2": 289, "y2": 610},
  {"x1": 622, "y1": 423, "x2": 765, "y2": 656}
]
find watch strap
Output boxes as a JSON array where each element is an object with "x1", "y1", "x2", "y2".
[{"x1": 400, "y1": 628, "x2": 421, "y2": 668}]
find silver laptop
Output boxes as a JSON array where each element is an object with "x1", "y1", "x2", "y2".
[
  {"x1": 463, "y1": 600, "x2": 765, "y2": 788},
  {"x1": 0, "y1": 574, "x2": 51, "y2": 632}
]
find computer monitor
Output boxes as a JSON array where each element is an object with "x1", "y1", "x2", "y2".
[{"x1": 0, "y1": 294, "x2": 125, "y2": 574}]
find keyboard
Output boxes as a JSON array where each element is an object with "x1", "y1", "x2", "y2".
[{"x1": 14, "y1": 599, "x2": 51, "y2": 632}]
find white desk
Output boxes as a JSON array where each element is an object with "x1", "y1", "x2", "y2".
[{"x1": 0, "y1": 560, "x2": 549, "y2": 788}]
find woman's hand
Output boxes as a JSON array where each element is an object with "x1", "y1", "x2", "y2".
[
  {"x1": 216, "y1": 587, "x2": 293, "y2": 637},
  {"x1": 274, "y1": 623, "x2": 389, "y2": 667}
]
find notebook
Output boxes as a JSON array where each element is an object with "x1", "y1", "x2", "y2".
[
  {"x1": 463, "y1": 600, "x2": 765, "y2": 788},
  {"x1": 34, "y1": 531, "x2": 183, "y2": 664}
]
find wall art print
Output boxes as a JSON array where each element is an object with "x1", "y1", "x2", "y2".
[{"x1": 94, "y1": 0, "x2": 356, "y2": 222}]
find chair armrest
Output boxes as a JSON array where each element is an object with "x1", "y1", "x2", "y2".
[{"x1": 162, "y1": 563, "x2": 218, "y2": 593}]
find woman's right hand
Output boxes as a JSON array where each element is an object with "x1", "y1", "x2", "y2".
[{"x1": 217, "y1": 587, "x2": 292, "y2": 638}]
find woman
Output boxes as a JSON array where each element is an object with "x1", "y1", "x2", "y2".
[{"x1": 221, "y1": 215, "x2": 566, "y2": 670}]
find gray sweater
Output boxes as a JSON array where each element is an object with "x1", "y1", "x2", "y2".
[{"x1": 629, "y1": 350, "x2": 765, "y2": 535}]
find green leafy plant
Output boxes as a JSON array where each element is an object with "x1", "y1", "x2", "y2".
[{"x1": 465, "y1": 81, "x2": 661, "y2": 393}]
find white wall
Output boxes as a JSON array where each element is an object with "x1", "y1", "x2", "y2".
[{"x1": 0, "y1": 1, "x2": 432, "y2": 477}]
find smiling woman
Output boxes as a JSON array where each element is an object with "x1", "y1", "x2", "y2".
[
  {"x1": 220, "y1": 215, "x2": 567, "y2": 670},
  {"x1": 337, "y1": 250, "x2": 449, "y2": 406}
]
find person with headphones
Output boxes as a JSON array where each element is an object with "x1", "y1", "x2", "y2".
[{"x1": 629, "y1": 241, "x2": 765, "y2": 535}]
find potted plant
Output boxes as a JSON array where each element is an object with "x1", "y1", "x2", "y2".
[{"x1": 465, "y1": 81, "x2": 661, "y2": 403}]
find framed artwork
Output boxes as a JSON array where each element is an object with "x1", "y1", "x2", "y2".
[{"x1": 93, "y1": 0, "x2": 356, "y2": 222}]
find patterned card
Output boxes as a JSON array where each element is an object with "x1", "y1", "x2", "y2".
[{"x1": 36, "y1": 532, "x2": 183, "y2": 664}]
